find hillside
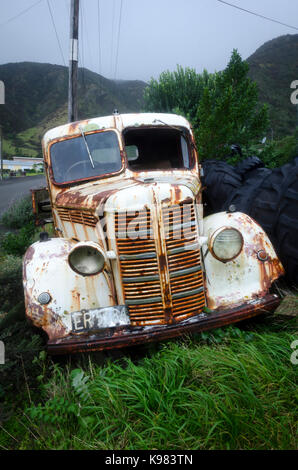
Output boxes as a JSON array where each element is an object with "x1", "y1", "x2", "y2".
[
  {"x1": 247, "y1": 34, "x2": 298, "y2": 138},
  {"x1": 0, "y1": 34, "x2": 297, "y2": 157},
  {"x1": 0, "y1": 62, "x2": 146, "y2": 157}
]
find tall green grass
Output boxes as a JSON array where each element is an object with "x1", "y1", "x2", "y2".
[{"x1": 0, "y1": 324, "x2": 296, "y2": 450}]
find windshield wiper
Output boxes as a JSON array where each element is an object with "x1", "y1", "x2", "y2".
[
  {"x1": 79, "y1": 125, "x2": 95, "y2": 168},
  {"x1": 152, "y1": 119, "x2": 183, "y2": 133}
]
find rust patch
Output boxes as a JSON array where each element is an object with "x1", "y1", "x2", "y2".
[
  {"x1": 26, "y1": 301, "x2": 69, "y2": 340},
  {"x1": 68, "y1": 119, "x2": 89, "y2": 134},
  {"x1": 71, "y1": 289, "x2": 81, "y2": 312},
  {"x1": 24, "y1": 245, "x2": 36, "y2": 264},
  {"x1": 55, "y1": 184, "x2": 137, "y2": 212},
  {"x1": 159, "y1": 253, "x2": 167, "y2": 270}
]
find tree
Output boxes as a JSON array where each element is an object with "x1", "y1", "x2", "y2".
[
  {"x1": 196, "y1": 50, "x2": 269, "y2": 160},
  {"x1": 143, "y1": 66, "x2": 214, "y2": 123},
  {"x1": 143, "y1": 50, "x2": 269, "y2": 162}
]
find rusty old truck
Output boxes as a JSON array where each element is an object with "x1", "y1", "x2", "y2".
[{"x1": 23, "y1": 112, "x2": 284, "y2": 354}]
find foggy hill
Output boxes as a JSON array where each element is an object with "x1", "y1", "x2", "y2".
[
  {"x1": 0, "y1": 62, "x2": 146, "y2": 157},
  {"x1": 247, "y1": 33, "x2": 298, "y2": 138},
  {"x1": 0, "y1": 33, "x2": 297, "y2": 157}
]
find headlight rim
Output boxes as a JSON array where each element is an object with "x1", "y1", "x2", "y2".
[
  {"x1": 68, "y1": 242, "x2": 106, "y2": 276},
  {"x1": 209, "y1": 226, "x2": 244, "y2": 262}
]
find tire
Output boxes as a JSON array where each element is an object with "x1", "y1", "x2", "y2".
[
  {"x1": 202, "y1": 160, "x2": 243, "y2": 213},
  {"x1": 235, "y1": 156, "x2": 264, "y2": 177},
  {"x1": 223, "y1": 167, "x2": 273, "y2": 220},
  {"x1": 271, "y1": 158, "x2": 298, "y2": 284},
  {"x1": 222, "y1": 158, "x2": 298, "y2": 284}
]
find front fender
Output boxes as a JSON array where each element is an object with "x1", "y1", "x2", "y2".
[
  {"x1": 202, "y1": 212, "x2": 284, "y2": 310},
  {"x1": 23, "y1": 238, "x2": 115, "y2": 340}
]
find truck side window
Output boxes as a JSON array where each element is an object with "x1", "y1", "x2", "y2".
[
  {"x1": 181, "y1": 135, "x2": 190, "y2": 168},
  {"x1": 124, "y1": 128, "x2": 193, "y2": 171}
]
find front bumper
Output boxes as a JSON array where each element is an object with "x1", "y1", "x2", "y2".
[{"x1": 47, "y1": 294, "x2": 280, "y2": 355}]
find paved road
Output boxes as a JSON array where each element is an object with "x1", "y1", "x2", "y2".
[{"x1": 0, "y1": 175, "x2": 46, "y2": 216}]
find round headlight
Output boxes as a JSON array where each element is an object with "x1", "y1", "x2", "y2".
[
  {"x1": 69, "y1": 244, "x2": 105, "y2": 275},
  {"x1": 210, "y1": 227, "x2": 243, "y2": 262}
]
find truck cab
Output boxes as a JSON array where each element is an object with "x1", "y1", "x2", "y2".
[{"x1": 24, "y1": 113, "x2": 284, "y2": 354}]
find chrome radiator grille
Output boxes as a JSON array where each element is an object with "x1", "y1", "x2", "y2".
[{"x1": 115, "y1": 201, "x2": 205, "y2": 326}]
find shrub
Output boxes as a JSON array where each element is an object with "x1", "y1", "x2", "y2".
[
  {"x1": 258, "y1": 129, "x2": 298, "y2": 168},
  {"x1": 1, "y1": 222, "x2": 36, "y2": 256},
  {"x1": 1, "y1": 196, "x2": 34, "y2": 230},
  {"x1": 0, "y1": 320, "x2": 45, "y2": 396},
  {"x1": 0, "y1": 255, "x2": 23, "y2": 314}
]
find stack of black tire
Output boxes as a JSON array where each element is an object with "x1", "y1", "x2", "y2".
[{"x1": 202, "y1": 156, "x2": 298, "y2": 285}]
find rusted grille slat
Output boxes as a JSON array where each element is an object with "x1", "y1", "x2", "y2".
[
  {"x1": 116, "y1": 209, "x2": 164, "y2": 325},
  {"x1": 171, "y1": 280, "x2": 204, "y2": 295},
  {"x1": 116, "y1": 200, "x2": 205, "y2": 326},
  {"x1": 170, "y1": 273, "x2": 204, "y2": 296},
  {"x1": 164, "y1": 201, "x2": 205, "y2": 320},
  {"x1": 57, "y1": 208, "x2": 98, "y2": 227},
  {"x1": 172, "y1": 294, "x2": 205, "y2": 307},
  {"x1": 166, "y1": 236, "x2": 197, "y2": 250},
  {"x1": 173, "y1": 301, "x2": 205, "y2": 314}
]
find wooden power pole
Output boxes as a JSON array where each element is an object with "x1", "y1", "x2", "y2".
[
  {"x1": 0, "y1": 125, "x2": 3, "y2": 181},
  {"x1": 68, "y1": 0, "x2": 79, "y2": 123}
]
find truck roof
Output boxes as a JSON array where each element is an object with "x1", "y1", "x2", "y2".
[{"x1": 42, "y1": 113, "x2": 192, "y2": 147}]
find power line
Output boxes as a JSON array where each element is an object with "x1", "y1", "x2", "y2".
[
  {"x1": 97, "y1": 0, "x2": 102, "y2": 77},
  {"x1": 79, "y1": 0, "x2": 86, "y2": 89},
  {"x1": 0, "y1": 0, "x2": 44, "y2": 28},
  {"x1": 110, "y1": 0, "x2": 116, "y2": 77},
  {"x1": 216, "y1": 0, "x2": 298, "y2": 31},
  {"x1": 46, "y1": 0, "x2": 66, "y2": 66},
  {"x1": 81, "y1": 0, "x2": 95, "y2": 71},
  {"x1": 114, "y1": 0, "x2": 123, "y2": 80}
]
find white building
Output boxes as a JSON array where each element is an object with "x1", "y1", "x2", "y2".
[{"x1": 3, "y1": 157, "x2": 43, "y2": 171}]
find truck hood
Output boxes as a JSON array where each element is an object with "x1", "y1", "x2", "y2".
[{"x1": 55, "y1": 173, "x2": 201, "y2": 213}]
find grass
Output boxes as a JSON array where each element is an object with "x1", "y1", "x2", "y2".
[
  {"x1": 0, "y1": 316, "x2": 297, "y2": 450},
  {"x1": 0, "y1": 198, "x2": 296, "y2": 451},
  {"x1": 3, "y1": 127, "x2": 42, "y2": 158}
]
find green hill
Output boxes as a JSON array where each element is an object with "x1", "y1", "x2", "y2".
[
  {"x1": 247, "y1": 33, "x2": 298, "y2": 138},
  {"x1": 0, "y1": 62, "x2": 146, "y2": 157},
  {"x1": 1, "y1": 34, "x2": 297, "y2": 157}
]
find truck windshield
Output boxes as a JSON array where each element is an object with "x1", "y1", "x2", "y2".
[{"x1": 50, "y1": 131, "x2": 122, "y2": 183}]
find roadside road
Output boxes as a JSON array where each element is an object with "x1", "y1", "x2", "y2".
[{"x1": 0, "y1": 175, "x2": 46, "y2": 216}]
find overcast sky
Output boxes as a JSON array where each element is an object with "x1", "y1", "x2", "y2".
[{"x1": 0, "y1": 0, "x2": 297, "y2": 82}]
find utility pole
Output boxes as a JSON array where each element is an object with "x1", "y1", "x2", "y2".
[
  {"x1": 0, "y1": 125, "x2": 3, "y2": 181},
  {"x1": 68, "y1": 0, "x2": 79, "y2": 123}
]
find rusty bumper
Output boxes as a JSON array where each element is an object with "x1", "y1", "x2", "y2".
[{"x1": 47, "y1": 294, "x2": 280, "y2": 355}]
